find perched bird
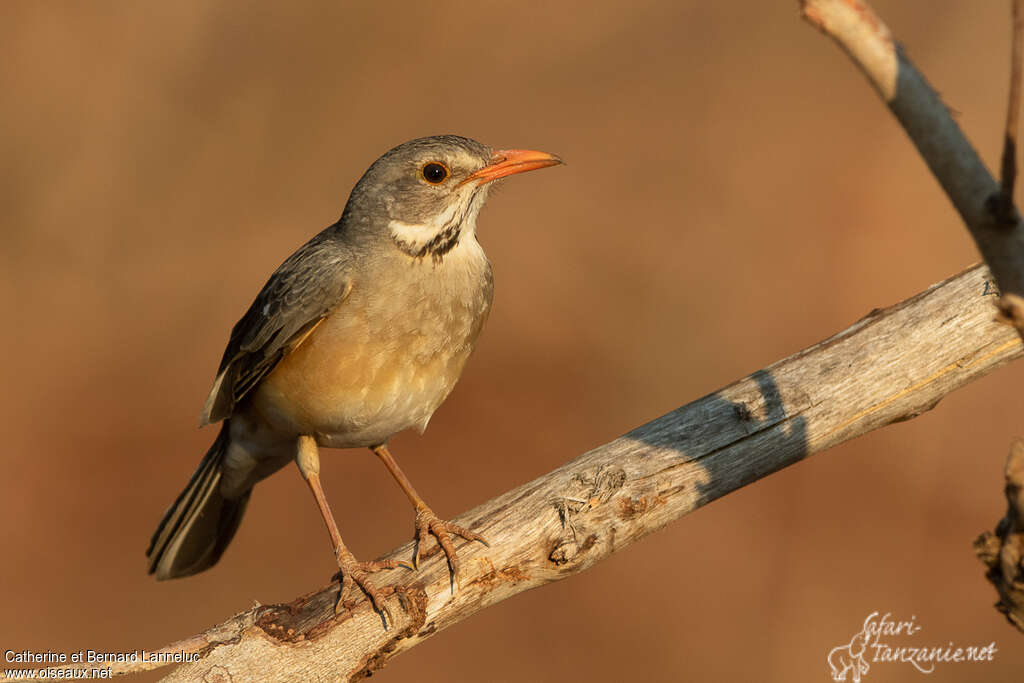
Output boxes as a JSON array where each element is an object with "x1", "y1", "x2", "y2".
[{"x1": 147, "y1": 135, "x2": 562, "y2": 612}]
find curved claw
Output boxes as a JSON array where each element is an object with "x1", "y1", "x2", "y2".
[
  {"x1": 332, "y1": 553, "x2": 403, "y2": 626},
  {"x1": 411, "y1": 507, "x2": 490, "y2": 584}
]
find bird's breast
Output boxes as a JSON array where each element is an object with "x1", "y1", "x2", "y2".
[{"x1": 249, "y1": 239, "x2": 493, "y2": 447}]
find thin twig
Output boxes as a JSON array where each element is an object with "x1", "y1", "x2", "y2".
[
  {"x1": 801, "y1": 0, "x2": 1024, "y2": 332},
  {"x1": 801, "y1": 0, "x2": 1024, "y2": 631},
  {"x1": 996, "y1": 0, "x2": 1023, "y2": 222}
]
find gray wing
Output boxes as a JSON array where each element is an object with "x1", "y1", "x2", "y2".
[{"x1": 200, "y1": 229, "x2": 352, "y2": 425}]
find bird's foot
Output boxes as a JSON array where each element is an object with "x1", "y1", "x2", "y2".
[
  {"x1": 331, "y1": 550, "x2": 406, "y2": 623},
  {"x1": 412, "y1": 505, "x2": 489, "y2": 584}
]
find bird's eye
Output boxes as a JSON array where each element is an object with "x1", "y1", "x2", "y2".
[{"x1": 421, "y1": 162, "x2": 449, "y2": 184}]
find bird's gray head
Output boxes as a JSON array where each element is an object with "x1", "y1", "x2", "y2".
[{"x1": 340, "y1": 135, "x2": 561, "y2": 260}]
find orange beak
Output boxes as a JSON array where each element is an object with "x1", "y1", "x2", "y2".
[{"x1": 461, "y1": 148, "x2": 563, "y2": 186}]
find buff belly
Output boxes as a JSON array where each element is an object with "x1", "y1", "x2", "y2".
[{"x1": 248, "y1": 258, "x2": 492, "y2": 448}]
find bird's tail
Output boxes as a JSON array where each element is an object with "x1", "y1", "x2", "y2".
[{"x1": 146, "y1": 423, "x2": 250, "y2": 580}]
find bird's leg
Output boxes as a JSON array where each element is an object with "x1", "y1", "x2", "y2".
[
  {"x1": 296, "y1": 435, "x2": 403, "y2": 620},
  {"x1": 371, "y1": 443, "x2": 488, "y2": 583}
]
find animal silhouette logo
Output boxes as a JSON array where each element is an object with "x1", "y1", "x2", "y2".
[
  {"x1": 827, "y1": 625, "x2": 871, "y2": 682},
  {"x1": 826, "y1": 611, "x2": 998, "y2": 679}
]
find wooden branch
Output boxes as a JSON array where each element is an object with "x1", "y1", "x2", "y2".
[
  {"x1": 11, "y1": 5, "x2": 1024, "y2": 681},
  {"x1": 804, "y1": 0, "x2": 1024, "y2": 636},
  {"x1": 40, "y1": 263, "x2": 1002, "y2": 682},
  {"x1": 975, "y1": 439, "x2": 1024, "y2": 633},
  {"x1": 800, "y1": 0, "x2": 1024, "y2": 637},
  {"x1": 997, "y1": 0, "x2": 1024, "y2": 330},
  {"x1": 800, "y1": 0, "x2": 1024, "y2": 333},
  {"x1": 999, "y1": 0, "x2": 1023, "y2": 212}
]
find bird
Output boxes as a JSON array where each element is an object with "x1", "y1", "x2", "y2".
[{"x1": 146, "y1": 135, "x2": 562, "y2": 614}]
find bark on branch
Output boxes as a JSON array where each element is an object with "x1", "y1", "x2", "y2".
[
  {"x1": 800, "y1": 0, "x2": 1024, "y2": 637},
  {"x1": 58, "y1": 263, "x2": 1015, "y2": 682},
  {"x1": 800, "y1": 0, "x2": 1024, "y2": 330},
  {"x1": 975, "y1": 439, "x2": 1024, "y2": 632},
  {"x1": 9, "y1": 4, "x2": 1024, "y2": 682}
]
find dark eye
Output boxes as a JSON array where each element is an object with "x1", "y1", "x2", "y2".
[{"x1": 422, "y1": 162, "x2": 449, "y2": 184}]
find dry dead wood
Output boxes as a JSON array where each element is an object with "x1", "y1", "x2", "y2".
[{"x1": 143, "y1": 263, "x2": 1017, "y2": 681}]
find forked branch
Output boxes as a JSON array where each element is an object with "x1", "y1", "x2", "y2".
[
  {"x1": 8, "y1": 4, "x2": 1024, "y2": 682},
  {"x1": 800, "y1": 0, "x2": 1024, "y2": 634},
  {"x1": 801, "y1": 0, "x2": 1024, "y2": 333}
]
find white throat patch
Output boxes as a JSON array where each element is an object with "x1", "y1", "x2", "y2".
[
  {"x1": 388, "y1": 218, "x2": 445, "y2": 249},
  {"x1": 388, "y1": 187, "x2": 488, "y2": 257}
]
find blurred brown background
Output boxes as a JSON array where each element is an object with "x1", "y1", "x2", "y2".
[{"x1": 2, "y1": 1, "x2": 1022, "y2": 681}]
